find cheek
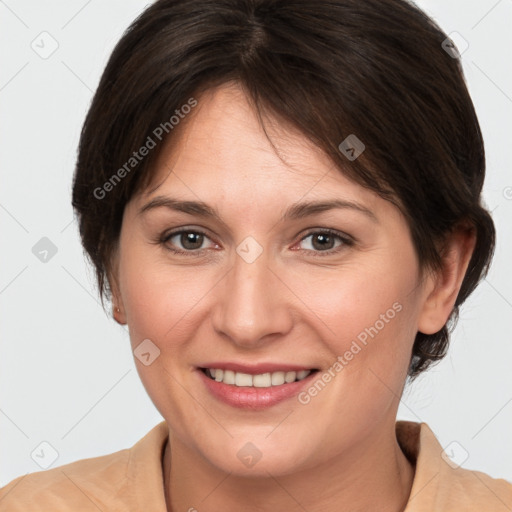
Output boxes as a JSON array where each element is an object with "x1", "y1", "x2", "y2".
[
  {"x1": 118, "y1": 242, "x2": 217, "y2": 348},
  {"x1": 288, "y1": 258, "x2": 415, "y2": 347},
  {"x1": 288, "y1": 255, "x2": 419, "y2": 409},
  {"x1": 117, "y1": 247, "x2": 221, "y2": 424}
]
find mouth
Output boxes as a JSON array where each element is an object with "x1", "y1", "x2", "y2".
[
  {"x1": 197, "y1": 365, "x2": 320, "y2": 409},
  {"x1": 199, "y1": 367, "x2": 317, "y2": 387}
]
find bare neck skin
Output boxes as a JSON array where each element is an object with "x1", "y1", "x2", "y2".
[{"x1": 162, "y1": 416, "x2": 414, "y2": 512}]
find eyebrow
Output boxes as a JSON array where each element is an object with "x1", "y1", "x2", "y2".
[
  {"x1": 138, "y1": 196, "x2": 378, "y2": 223},
  {"x1": 282, "y1": 199, "x2": 378, "y2": 223}
]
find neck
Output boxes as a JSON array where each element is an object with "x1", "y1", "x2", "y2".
[{"x1": 162, "y1": 418, "x2": 414, "y2": 512}]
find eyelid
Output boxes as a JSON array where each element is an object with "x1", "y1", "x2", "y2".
[
  {"x1": 160, "y1": 226, "x2": 212, "y2": 242},
  {"x1": 298, "y1": 227, "x2": 354, "y2": 244}
]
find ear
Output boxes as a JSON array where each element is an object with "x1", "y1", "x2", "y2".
[
  {"x1": 417, "y1": 224, "x2": 477, "y2": 335},
  {"x1": 108, "y1": 248, "x2": 127, "y2": 325}
]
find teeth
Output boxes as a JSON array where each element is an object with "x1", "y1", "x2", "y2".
[
  {"x1": 285, "y1": 371, "x2": 296, "y2": 383},
  {"x1": 223, "y1": 370, "x2": 235, "y2": 385},
  {"x1": 204, "y1": 368, "x2": 312, "y2": 387},
  {"x1": 271, "y1": 371, "x2": 285, "y2": 385},
  {"x1": 253, "y1": 373, "x2": 271, "y2": 387},
  {"x1": 235, "y1": 372, "x2": 253, "y2": 387}
]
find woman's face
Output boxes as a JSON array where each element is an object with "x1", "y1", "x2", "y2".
[{"x1": 113, "y1": 84, "x2": 433, "y2": 476}]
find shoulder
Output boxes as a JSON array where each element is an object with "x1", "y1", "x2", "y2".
[
  {"x1": 445, "y1": 466, "x2": 512, "y2": 510},
  {"x1": 397, "y1": 421, "x2": 512, "y2": 511},
  {"x1": 0, "y1": 421, "x2": 169, "y2": 512},
  {"x1": 0, "y1": 447, "x2": 131, "y2": 511}
]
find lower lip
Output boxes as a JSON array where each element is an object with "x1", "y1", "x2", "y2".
[{"x1": 197, "y1": 369, "x2": 317, "y2": 410}]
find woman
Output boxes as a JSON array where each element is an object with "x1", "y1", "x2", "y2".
[{"x1": 1, "y1": 0, "x2": 510, "y2": 510}]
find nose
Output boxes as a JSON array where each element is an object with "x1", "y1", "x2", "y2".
[{"x1": 211, "y1": 246, "x2": 294, "y2": 348}]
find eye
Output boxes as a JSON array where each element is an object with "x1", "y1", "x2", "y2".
[
  {"x1": 155, "y1": 227, "x2": 353, "y2": 257},
  {"x1": 159, "y1": 229, "x2": 218, "y2": 255},
  {"x1": 295, "y1": 229, "x2": 353, "y2": 255}
]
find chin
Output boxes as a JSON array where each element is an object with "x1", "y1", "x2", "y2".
[{"x1": 193, "y1": 433, "x2": 317, "y2": 478}]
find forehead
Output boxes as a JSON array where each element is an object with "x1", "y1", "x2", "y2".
[{"x1": 134, "y1": 83, "x2": 381, "y2": 215}]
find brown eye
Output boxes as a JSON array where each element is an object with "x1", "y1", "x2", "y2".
[
  {"x1": 311, "y1": 233, "x2": 336, "y2": 251},
  {"x1": 296, "y1": 230, "x2": 354, "y2": 256},
  {"x1": 160, "y1": 229, "x2": 216, "y2": 254},
  {"x1": 179, "y1": 232, "x2": 204, "y2": 250}
]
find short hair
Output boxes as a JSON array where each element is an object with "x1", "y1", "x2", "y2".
[{"x1": 72, "y1": 0, "x2": 495, "y2": 378}]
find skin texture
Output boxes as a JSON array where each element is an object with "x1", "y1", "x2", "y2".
[{"x1": 110, "y1": 83, "x2": 476, "y2": 511}]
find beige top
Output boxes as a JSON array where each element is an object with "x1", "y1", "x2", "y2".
[{"x1": 1, "y1": 421, "x2": 511, "y2": 511}]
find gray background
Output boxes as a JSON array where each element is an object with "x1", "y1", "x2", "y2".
[{"x1": 1, "y1": 0, "x2": 511, "y2": 486}]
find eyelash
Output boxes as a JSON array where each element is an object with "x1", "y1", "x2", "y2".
[{"x1": 155, "y1": 227, "x2": 354, "y2": 258}]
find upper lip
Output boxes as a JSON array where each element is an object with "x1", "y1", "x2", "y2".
[{"x1": 198, "y1": 362, "x2": 317, "y2": 374}]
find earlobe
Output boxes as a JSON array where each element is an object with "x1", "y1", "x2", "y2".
[
  {"x1": 108, "y1": 259, "x2": 127, "y2": 325},
  {"x1": 104, "y1": 243, "x2": 127, "y2": 325},
  {"x1": 112, "y1": 302, "x2": 127, "y2": 325},
  {"x1": 111, "y1": 281, "x2": 127, "y2": 324},
  {"x1": 417, "y1": 225, "x2": 476, "y2": 335}
]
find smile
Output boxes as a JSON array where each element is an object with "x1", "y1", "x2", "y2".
[
  {"x1": 202, "y1": 368, "x2": 313, "y2": 387},
  {"x1": 198, "y1": 365, "x2": 320, "y2": 409}
]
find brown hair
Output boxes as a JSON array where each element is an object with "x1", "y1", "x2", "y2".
[{"x1": 72, "y1": 0, "x2": 495, "y2": 378}]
